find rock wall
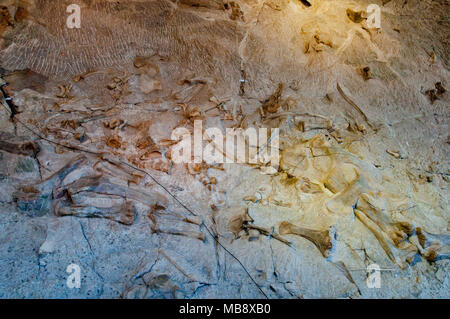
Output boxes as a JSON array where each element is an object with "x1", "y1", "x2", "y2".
[{"x1": 0, "y1": 0, "x2": 448, "y2": 298}]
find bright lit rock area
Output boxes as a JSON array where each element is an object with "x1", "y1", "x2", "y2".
[{"x1": 0, "y1": 0, "x2": 448, "y2": 298}]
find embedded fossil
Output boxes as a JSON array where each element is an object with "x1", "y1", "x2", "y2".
[
  {"x1": 279, "y1": 221, "x2": 334, "y2": 258},
  {"x1": 55, "y1": 199, "x2": 137, "y2": 225},
  {"x1": 356, "y1": 193, "x2": 414, "y2": 246},
  {"x1": 354, "y1": 209, "x2": 417, "y2": 268},
  {"x1": 417, "y1": 228, "x2": 450, "y2": 262},
  {"x1": 346, "y1": 9, "x2": 365, "y2": 23},
  {"x1": 244, "y1": 224, "x2": 292, "y2": 247},
  {"x1": 262, "y1": 83, "x2": 283, "y2": 115},
  {"x1": 93, "y1": 159, "x2": 145, "y2": 185},
  {"x1": 337, "y1": 83, "x2": 377, "y2": 132},
  {"x1": 53, "y1": 175, "x2": 168, "y2": 208},
  {"x1": 0, "y1": 132, "x2": 40, "y2": 157},
  {"x1": 152, "y1": 227, "x2": 206, "y2": 242},
  {"x1": 12, "y1": 155, "x2": 89, "y2": 216}
]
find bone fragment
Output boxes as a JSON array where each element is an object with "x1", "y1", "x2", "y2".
[
  {"x1": 279, "y1": 221, "x2": 333, "y2": 257},
  {"x1": 417, "y1": 228, "x2": 450, "y2": 262}
]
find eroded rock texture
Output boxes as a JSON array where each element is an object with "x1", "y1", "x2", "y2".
[{"x1": 0, "y1": 0, "x2": 448, "y2": 298}]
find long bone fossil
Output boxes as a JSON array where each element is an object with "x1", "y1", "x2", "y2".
[
  {"x1": 55, "y1": 199, "x2": 137, "y2": 225},
  {"x1": 148, "y1": 204, "x2": 205, "y2": 242},
  {"x1": 53, "y1": 175, "x2": 168, "y2": 207},
  {"x1": 356, "y1": 193, "x2": 415, "y2": 245},
  {"x1": 0, "y1": 132, "x2": 40, "y2": 157},
  {"x1": 52, "y1": 174, "x2": 168, "y2": 225},
  {"x1": 14, "y1": 154, "x2": 168, "y2": 223},
  {"x1": 354, "y1": 209, "x2": 417, "y2": 269},
  {"x1": 13, "y1": 155, "x2": 89, "y2": 216}
]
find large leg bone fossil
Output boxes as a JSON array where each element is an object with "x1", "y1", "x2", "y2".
[
  {"x1": 15, "y1": 154, "x2": 168, "y2": 220},
  {"x1": 53, "y1": 173, "x2": 168, "y2": 225},
  {"x1": 37, "y1": 155, "x2": 89, "y2": 191},
  {"x1": 55, "y1": 200, "x2": 136, "y2": 225},
  {"x1": 354, "y1": 209, "x2": 417, "y2": 268},
  {"x1": 148, "y1": 205, "x2": 205, "y2": 241},
  {"x1": 417, "y1": 228, "x2": 450, "y2": 262},
  {"x1": 93, "y1": 159, "x2": 144, "y2": 185},
  {"x1": 357, "y1": 193, "x2": 414, "y2": 246},
  {"x1": 54, "y1": 175, "x2": 168, "y2": 208},
  {"x1": 13, "y1": 155, "x2": 89, "y2": 216},
  {"x1": 0, "y1": 131, "x2": 40, "y2": 157},
  {"x1": 279, "y1": 221, "x2": 334, "y2": 258}
]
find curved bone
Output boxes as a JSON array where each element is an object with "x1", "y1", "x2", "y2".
[
  {"x1": 279, "y1": 221, "x2": 333, "y2": 257},
  {"x1": 244, "y1": 224, "x2": 292, "y2": 247}
]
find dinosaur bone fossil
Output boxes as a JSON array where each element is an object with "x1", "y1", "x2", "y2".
[
  {"x1": 354, "y1": 209, "x2": 417, "y2": 268},
  {"x1": 278, "y1": 221, "x2": 334, "y2": 257},
  {"x1": 53, "y1": 175, "x2": 168, "y2": 208},
  {"x1": 0, "y1": 132, "x2": 40, "y2": 157},
  {"x1": 55, "y1": 199, "x2": 136, "y2": 225},
  {"x1": 13, "y1": 155, "x2": 89, "y2": 216},
  {"x1": 417, "y1": 228, "x2": 450, "y2": 262}
]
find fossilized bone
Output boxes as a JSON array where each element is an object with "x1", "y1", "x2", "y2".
[
  {"x1": 93, "y1": 159, "x2": 144, "y2": 185},
  {"x1": 279, "y1": 221, "x2": 334, "y2": 257},
  {"x1": 416, "y1": 228, "x2": 450, "y2": 262},
  {"x1": 0, "y1": 131, "x2": 40, "y2": 157},
  {"x1": 326, "y1": 174, "x2": 368, "y2": 215},
  {"x1": 354, "y1": 209, "x2": 417, "y2": 268},
  {"x1": 356, "y1": 193, "x2": 414, "y2": 246},
  {"x1": 331, "y1": 261, "x2": 361, "y2": 295},
  {"x1": 227, "y1": 212, "x2": 254, "y2": 238},
  {"x1": 13, "y1": 155, "x2": 89, "y2": 215},
  {"x1": 183, "y1": 216, "x2": 203, "y2": 226},
  {"x1": 337, "y1": 83, "x2": 377, "y2": 131},
  {"x1": 148, "y1": 204, "x2": 204, "y2": 241},
  {"x1": 152, "y1": 226, "x2": 206, "y2": 242},
  {"x1": 158, "y1": 249, "x2": 196, "y2": 281},
  {"x1": 41, "y1": 155, "x2": 89, "y2": 188},
  {"x1": 244, "y1": 224, "x2": 292, "y2": 247},
  {"x1": 52, "y1": 168, "x2": 170, "y2": 225},
  {"x1": 54, "y1": 175, "x2": 168, "y2": 208},
  {"x1": 55, "y1": 199, "x2": 136, "y2": 225},
  {"x1": 323, "y1": 166, "x2": 353, "y2": 194}
]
